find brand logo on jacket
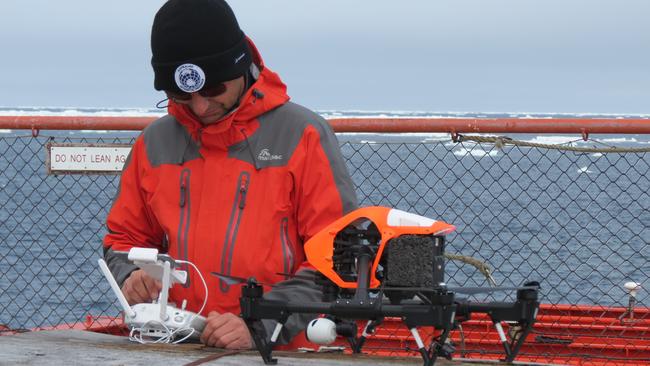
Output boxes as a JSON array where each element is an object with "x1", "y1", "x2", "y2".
[
  {"x1": 257, "y1": 149, "x2": 282, "y2": 161},
  {"x1": 174, "y1": 64, "x2": 205, "y2": 93}
]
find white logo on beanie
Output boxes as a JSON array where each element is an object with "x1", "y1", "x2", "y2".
[{"x1": 174, "y1": 64, "x2": 206, "y2": 93}]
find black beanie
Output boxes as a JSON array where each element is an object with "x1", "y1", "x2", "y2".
[{"x1": 151, "y1": 0, "x2": 252, "y2": 93}]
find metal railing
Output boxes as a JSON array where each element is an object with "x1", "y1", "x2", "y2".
[{"x1": 0, "y1": 116, "x2": 648, "y2": 365}]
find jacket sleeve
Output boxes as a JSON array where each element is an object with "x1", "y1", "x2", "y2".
[
  {"x1": 261, "y1": 268, "x2": 322, "y2": 344},
  {"x1": 262, "y1": 116, "x2": 358, "y2": 344},
  {"x1": 294, "y1": 117, "x2": 358, "y2": 241},
  {"x1": 103, "y1": 136, "x2": 165, "y2": 287}
]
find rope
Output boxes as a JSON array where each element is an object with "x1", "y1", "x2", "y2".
[
  {"x1": 458, "y1": 134, "x2": 650, "y2": 153},
  {"x1": 183, "y1": 350, "x2": 244, "y2": 366},
  {"x1": 443, "y1": 253, "x2": 497, "y2": 286}
]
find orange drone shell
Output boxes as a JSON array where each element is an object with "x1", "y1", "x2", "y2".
[{"x1": 304, "y1": 206, "x2": 456, "y2": 289}]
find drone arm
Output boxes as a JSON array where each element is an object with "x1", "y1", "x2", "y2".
[
  {"x1": 459, "y1": 301, "x2": 533, "y2": 322},
  {"x1": 456, "y1": 283, "x2": 539, "y2": 324}
]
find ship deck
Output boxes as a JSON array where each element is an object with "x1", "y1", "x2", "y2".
[{"x1": 0, "y1": 330, "x2": 558, "y2": 366}]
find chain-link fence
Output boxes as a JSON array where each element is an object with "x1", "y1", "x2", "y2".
[{"x1": 0, "y1": 130, "x2": 648, "y2": 365}]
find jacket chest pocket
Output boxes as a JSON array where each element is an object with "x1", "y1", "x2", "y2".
[
  {"x1": 219, "y1": 171, "x2": 251, "y2": 292},
  {"x1": 177, "y1": 168, "x2": 191, "y2": 287},
  {"x1": 279, "y1": 217, "x2": 295, "y2": 279}
]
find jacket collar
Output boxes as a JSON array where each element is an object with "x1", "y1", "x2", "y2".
[{"x1": 167, "y1": 38, "x2": 290, "y2": 148}]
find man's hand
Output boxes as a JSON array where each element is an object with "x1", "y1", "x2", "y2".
[
  {"x1": 200, "y1": 311, "x2": 253, "y2": 349},
  {"x1": 121, "y1": 269, "x2": 162, "y2": 305}
]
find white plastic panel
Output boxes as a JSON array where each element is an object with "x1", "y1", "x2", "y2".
[{"x1": 386, "y1": 208, "x2": 436, "y2": 227}]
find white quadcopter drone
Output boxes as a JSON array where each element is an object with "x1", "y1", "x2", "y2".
[{"x1": 98, "y1": 248, "x2": 207, "y2": 343}]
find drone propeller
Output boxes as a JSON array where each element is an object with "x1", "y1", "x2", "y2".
[
  {"x1": 276, "y1": 272, "x2": 318, "y2": 282},
  {"x1": 213, "y1": 271, "x2": 326, "y2": 288}
]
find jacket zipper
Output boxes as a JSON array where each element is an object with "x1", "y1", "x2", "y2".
[
  {"x1": 196, "y1": 127, "x2": 204, "y2": 148},
  {"x1": 219, "y1": 171, "x2": 250, "y2": 292},
  {"x1": 177, "y1": 168, "x2": 191, "y2": 287},
  {"x1": 280, "y1": 217, "x2": 295, "y2": 279}
]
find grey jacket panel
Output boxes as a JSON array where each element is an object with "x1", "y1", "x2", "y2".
[
  {"x1": 301, "y1": 108, "x2": 358, "y2": 214},
  {"x1": 103, "y1": 137, "x2": 140, "y2": 287},
  {"x1": 103, "y1": 247, "x2": 138, "y2": 288},
  {"x1": 261, "y1": 269, "x2": 322, "y2": 345},
  {"x1": 143, "y1": 115, "x2": 202, "y2": 167},
  {"x1": 229, "y1": 102, "x2": 358, "y2": 213},
  {"x1": 228, "y1": 102, "x2": 305, "y2": 169}
]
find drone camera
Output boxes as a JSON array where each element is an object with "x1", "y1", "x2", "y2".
[{"x1": 306, "y1": 318, "x2": 337, "y2": 345}]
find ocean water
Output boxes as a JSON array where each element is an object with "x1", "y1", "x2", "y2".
[{"x1": 0, "y1": 107, "x2": 649, "y2": 329}]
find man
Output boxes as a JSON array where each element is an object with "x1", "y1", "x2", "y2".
[{"x1": 103, "y1": 0, "x2": 358, "y2": 349}]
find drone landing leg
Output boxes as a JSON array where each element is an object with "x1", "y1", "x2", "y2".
[
  {"x1": 494, "y1": 322, "x2": 512, "y2": 360},
  {"x1": 503, "y1": 322, "x2": 533, "y2": 363},
  {"x1": 410, "y1": 327, "x2": 438, "y2": 366},
  {"x1": 431, "y1": 327, "x2": 454, "y2": 361},
  {"x1": 409, "y1": 326, "x2": 455, "y2": 366},
  {"x1": 348, "y1": 319, "x2": 380, "y2": 353},
  {"x1": 347, "y1": 336, "x2": 361, "y2": 354},
  {"x1": 246, "y1": 320, "x2": 279, "y2": 365}
]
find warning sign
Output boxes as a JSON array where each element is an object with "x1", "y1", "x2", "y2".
[{"x1": 47, "y1": 143, "x2": 132, "y2": 174}]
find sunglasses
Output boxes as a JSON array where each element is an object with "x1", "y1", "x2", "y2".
[{"x1": 165, "y1": 83, "x2": 227, "y2": 102}]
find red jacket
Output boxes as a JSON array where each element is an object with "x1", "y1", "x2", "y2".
[{"x1": 103, "y1": 40, "x2": 358, "y2": 342}]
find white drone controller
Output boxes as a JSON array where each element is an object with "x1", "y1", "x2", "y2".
[{"x1": 98, "y1": 248, "x2": 206, "y2": 343}]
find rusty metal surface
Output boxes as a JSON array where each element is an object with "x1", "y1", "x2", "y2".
[{"x1": 1, "y1": 115, "x2": 650, "y2": 134}]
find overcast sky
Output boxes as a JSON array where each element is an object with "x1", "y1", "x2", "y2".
[{"x1": 1, "y1": 0, "x2": 648, "y2": 114}]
